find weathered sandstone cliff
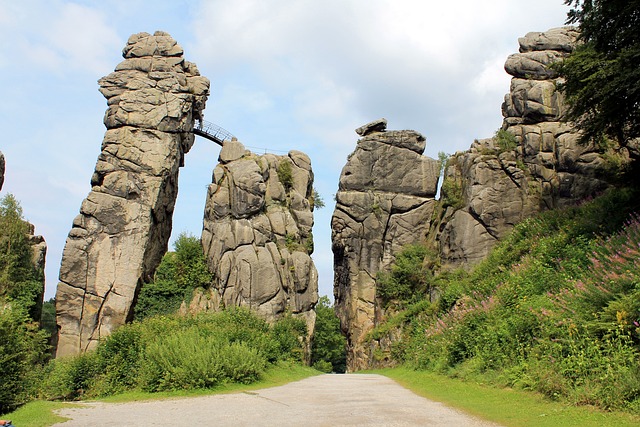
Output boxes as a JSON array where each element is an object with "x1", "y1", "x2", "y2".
[
  {"x1": 435, "y1": 27, "x2": 615, "y2": 267},
  {"x1": 333, "y1": 28, "x2": 625, "y2": 371},
  {"x1": 332, "y1": 119, "x2": 440, "y2": 371},
  {"x1": 55, "y1": 31, "x2": 209, "y2": 357},
  {"x1": 196, "y1": 140, "x2": 318, "y2": 347}
]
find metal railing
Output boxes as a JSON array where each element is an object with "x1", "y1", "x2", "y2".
[{"x1": 193, "y1": 120, "x2": 235, "y2": 146}]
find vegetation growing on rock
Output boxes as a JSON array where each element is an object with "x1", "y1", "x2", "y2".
[
  {"x1": 134, "y1": 232, "x2": 212, "y2": 320},
  {"x1": 371, "y1": 187, "x2": 640, "y2": 412}
]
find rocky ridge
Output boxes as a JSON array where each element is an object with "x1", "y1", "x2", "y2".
[
  {"x1": 332, "y1": 119, "x2": 440, "y2": 371},
  {"x1": 195, "y1": 140, "x2": 318, "y2": 354},
  {"x1": 55, "y1": 31, "x2": 209, "y2": 357},
  {"x1": 435, "y1": 27, "x2": 618, "y2": 267},
  {"x1": 333, "y1": 28, "x2": 627, "y2": 371}
]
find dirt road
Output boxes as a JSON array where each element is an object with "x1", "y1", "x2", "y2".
[{"x1": 53, "y1": 374, "x2": 503, "y2": 426}]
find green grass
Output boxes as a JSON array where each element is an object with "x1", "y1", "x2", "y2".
[
  {"x1": 2, "y1": 400, "x2": 76, "y2": 427},
  {"x1": 372, "y1": 367, "x2": 640, "y2": 427},
  {"x1": 5, "y1": 362, "x2": 320, "y2": 427}
]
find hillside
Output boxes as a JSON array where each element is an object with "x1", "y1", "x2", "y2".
[{"x1": 369, "y1": 185, "x2": 640, "y2": 412}]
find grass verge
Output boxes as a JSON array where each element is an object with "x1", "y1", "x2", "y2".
[
  {"x1": 2, "y1": 401, "x2": 76, "y2": 427},
  {"x1": 371, "y1": 367, "x2": 640, "y2": 427},
  {"x1": 5, "y1": 362, "x2": 320, "y2": 427}
]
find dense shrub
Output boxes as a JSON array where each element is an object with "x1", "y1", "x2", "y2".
[
  {"x1": 0, "y1": 304, "x2": 49, "y2": 413},
  {"x1": 376, "y1": 244, "x2": 437, "y2": 308},
  {"x1": 134, "y1": 232, "x2": 212, "y2": 320},
  {"x1": 34, "y1": 308, "x2": 306, "y2": 399}
]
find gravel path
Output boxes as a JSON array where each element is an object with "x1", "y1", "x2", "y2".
[{"x1": 53, "y1": 374, "x2": 503, "y2": 426}]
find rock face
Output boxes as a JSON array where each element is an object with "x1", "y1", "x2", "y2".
[
  {"x1": 55, "y1": 32, "x2": 209, "y2": 357},
  {"x1": 332, "y1": 121, "x2": 440, "y2": 371},
  {"x1": 333, "y1": 28, "x2": 627, "y2": 372},
  {"x1": 435, "y1": 27, "x2": 616, "y2": 267},
  {"x1": 199, "y1": 140, "x2": 318, "y2": 350}
]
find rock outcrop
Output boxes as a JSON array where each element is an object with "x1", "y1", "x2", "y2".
[
  {"x1": 435, "y1": 27, "x2": 617, "y2": 267},
  {"x1": 333, "y1": 28, "x2": 628, "y2": 371},
  {"x1": 55, "y1": 31, "x2": 209, "y2": 357},
  {"x1": 198, "y1": 140, "x2": 318, "y2": 351},
  {"x1": 332, "y1": 119, "x2": 440, "y2": 371}
]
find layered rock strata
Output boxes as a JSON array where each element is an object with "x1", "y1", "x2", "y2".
[
  {"x1": 55, "y1": 32, "x2": 209, "y2": 357},
  {"x1": 199, "y1": 140, "x2": 318, "y2": 348},
  {"x1": 435, "y1": 27, "x2": 617, "y2": 267},
  {"x1": 332, "y1": 119, "x2": 440, "y2": 371}
]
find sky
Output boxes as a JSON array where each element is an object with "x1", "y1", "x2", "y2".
[{"x1": 0, "y1": 0, "x2": 570, "y2": 301}]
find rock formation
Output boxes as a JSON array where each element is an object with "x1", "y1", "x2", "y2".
[
  {"x1": 333, "y1": 28, "x2": 627, "y2": 371},
  {"x1": 332, "y1": 119, "x2": 440, "y2": 371},
  {"x1": 55, "y1": 31, "x2": 209, "y2": 357},
  {"x1": 435, "y1": 27, "x2": 617, "y2": 267},
  {"x1": 197, "y1": 140, "x2": 318, "y2": 352}
]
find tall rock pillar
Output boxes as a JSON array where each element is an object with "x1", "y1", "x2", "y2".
[
  {"x1": 332, "y1": 120, "x2": 440, "y2": 371},
  {"x1": 198, "y1": 140, "x2": 319, "y2": 357},
  {"x1": 55, "y1": 32, "x2": 209, "y2": 357}
]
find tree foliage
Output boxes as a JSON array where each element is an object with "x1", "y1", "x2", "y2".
[
  {"x1": 134, "y1": 232, "x2": 212, "y2": 320},
  {"x1": 376, "y1": 244, "x2": 438, "y2": 308},
  {"x1": 0, "y1": 194, "x2": 43, "y2": 320},
  {"x1": 311, "y1": 296, "x2": 346, "y2": 373},
  {"x1": 558, "y1": 0, "x2": 640, "y2": 148}
]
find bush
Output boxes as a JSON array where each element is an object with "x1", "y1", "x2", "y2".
[
  {"x1": 140, "y1": 328, "x2": 265, "y2": 391},
  {"x1": 385, "y1": 187, "x2": 640, "y2": 412},
  {"x1": 134, "y1": 232, "x2": 211, "y2": 320},
  {"x1": 0, "y1": 304, "x2": 49, "y2": 413},
  {"x1": 31, "y1": 308, "x2": 307, "y2": 399},
  {"x1": 277, "y1": 160, "x2": 294, "y2": 189},
  {"x1": 495, "y1": 129, "x2": 518, "y2": 152},
  {"x1": 376, "y1": 244, "x2": 436, "y2": 307},
  {"x1": 440, "y1": 178, "x2": 463, "y2": 210}
]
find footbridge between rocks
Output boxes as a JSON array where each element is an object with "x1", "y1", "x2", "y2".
[{"x1": 193, "y1": 120, "x2": 235, "y2": 146}]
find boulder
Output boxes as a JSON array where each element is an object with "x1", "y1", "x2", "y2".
[
  {"x1": 55, "y1": 32, "x2": 209, "y2": 357},
  {"x1": 355, "y1": 118, "x2": 387, "y2": 136}
]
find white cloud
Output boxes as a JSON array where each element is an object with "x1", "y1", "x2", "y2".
[{"x1": 0, "y1": 2, "x2": 121, "y2": 75}]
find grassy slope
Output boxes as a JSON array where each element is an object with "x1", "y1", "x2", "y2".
[
  {"x1": 6, "y1": 362, "x2": 320, "y2": 427},
  {"x1": 375, "y1": 367, "x2": 640, "y2": 427}
]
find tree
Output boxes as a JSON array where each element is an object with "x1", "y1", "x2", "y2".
[
  {"x1": 558, "y1": 1, "x2": 640, "y2": 149},
  {"x1": 134, "y1": 232, "x2": 212, "y2": 320},
  {"x1": 376, "y1": 244, "x2": 439, "y2": 307},
  {"x1": 0, "y1": 194, "x2": 43, "y2": 320},
  {"x1": 311, "y1": 296, "x2": 346, "y2": 373}
]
